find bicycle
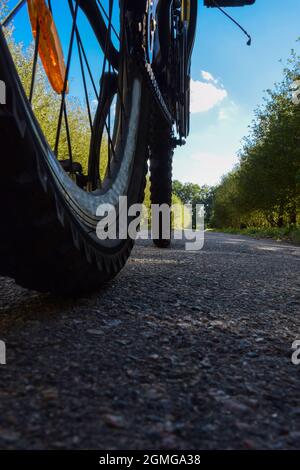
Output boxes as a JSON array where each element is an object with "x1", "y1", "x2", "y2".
[{"x1": 0, "y1": 0, "x2": 255, "y2": 293}]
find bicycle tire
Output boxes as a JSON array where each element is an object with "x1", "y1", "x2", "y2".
[
  {"x1": 0, "y1": 3, "x2": 150, "y2": 294},
  {"x1": 149, "y1": 109, "x2": 173, "y2": 249}
]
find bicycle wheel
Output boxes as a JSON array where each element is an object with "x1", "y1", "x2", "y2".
[
  {"x1": 149, "y1": 0, "x2": 197, "y2": 248},
  {"x1": 149, "y1": 109, "x2": 173, "y2": 249},
  {"x1": 0, "y1": 0, "x2": 150, "y2": 293}
]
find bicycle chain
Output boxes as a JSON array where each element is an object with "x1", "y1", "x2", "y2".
[
  {"x1": 138, "y1": 51, "x2": 173, "y2": 126},
  {"x1": 132, "y1": 17, "x2": 173, "y2": 127}
]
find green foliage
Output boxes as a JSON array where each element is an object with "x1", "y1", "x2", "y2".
[
  {"x1": 0, "y1": 0, "x2": 8, "y2": 19},
  {"x1": 212, "y1": 46, "x2": 300, "y2": 231},
  {"x1": 211, "y1": 226, "x2": 300, "y2": 244},
  {"x1": 5, "y1": 25, "x2": 91, "y2": 174},
  {"x1": 173, "y1": 180, "x2": 214, "y2": 227}
]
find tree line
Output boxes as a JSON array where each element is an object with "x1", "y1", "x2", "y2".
[{"x1": 211, "y1": 48, "x2": 300, "y2": 230}]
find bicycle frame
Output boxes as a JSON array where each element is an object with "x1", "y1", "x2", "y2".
[{"x1": 204, "y1": 0, "x2": 255, "y2": 6}]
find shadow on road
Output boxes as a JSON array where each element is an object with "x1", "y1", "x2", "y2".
[{"x1": 0, "y1": 232, "x2": 299, "y2": 449}]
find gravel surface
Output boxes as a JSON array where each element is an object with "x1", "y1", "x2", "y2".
[{"x1": 0, "y1": 232, "x2": 300, "y2": 450}]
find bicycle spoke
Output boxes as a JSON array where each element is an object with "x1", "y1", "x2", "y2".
[
  {"x1": 100, "y1": 0, "x2": 113, "y2": 97},
  {"x1": 77, "y1": 37, "x2": 93, "y2": 132},
  {"x1": 95, "y1": 0, "x2": 114, "y2": 183},
  {"x1": 29, "y1": 19, "x2": 40, "y2": 104},
  {"x1": 107, "y1": 0, "x2": 113, "y2": 178},
  {"x1": 3, "y1": 0, "x2": 127, "y2": 191},
  {"x1": 1, "y1": 0, "x2": 26, "y2": 28},
  {"x1": 77, "y1": 33, "x2": 99, "y2": 100},
  {"x1": 68, "y1": 0, "x2": 94, "y2": 133},
  {"x1": 55, "y1": 0, "x2": 79, "y2": 156},
  {"x1": 119, "y1": 3, "x2": 126, "y2": 140},
  {"x1": 63, "y1": 102, "x2": 73, "y2": 166},
  {"x1": 96, "y1": 0, "x2": 120, "y2": 42}
]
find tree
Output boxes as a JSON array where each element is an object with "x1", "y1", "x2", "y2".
[
  {"x1": 212, "y1": 46, "x2": 300, "y2": 229},
  {"x1": 173, "y1": 180, "x2": 214, "y2": 227}
]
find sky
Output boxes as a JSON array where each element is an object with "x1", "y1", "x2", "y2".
[
  {"x1": 174, "y1": 0, "x2": 300, "y2": 186},
  {"x1": 4, "y1": 0, "x2": 300, "y2": 187}
]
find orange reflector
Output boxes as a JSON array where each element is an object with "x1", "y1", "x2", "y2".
[{"x1": 27, "y1": 0, "x2": 68, "y2": 94}]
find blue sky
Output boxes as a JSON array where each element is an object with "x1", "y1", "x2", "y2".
[
  {"x1": 175, "y1": 0, "x2": 300, "y2": 186},
  {"x1": 4, "y1": 0, "x2": 300, "y2": 187}
]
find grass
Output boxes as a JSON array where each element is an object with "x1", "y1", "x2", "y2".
[{"x1": 209, "y1": 226, "x2": 300, "y2": 244}]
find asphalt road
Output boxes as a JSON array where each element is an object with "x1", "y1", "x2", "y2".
[{"x1": 0, "y1": 232, "x2": 300, "y2": 450}]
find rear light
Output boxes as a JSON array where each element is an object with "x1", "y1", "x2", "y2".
[{"x1": 27, "y1": 0, "x2": 68, "y2": 94}]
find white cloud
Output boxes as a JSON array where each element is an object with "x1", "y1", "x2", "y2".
[
  {"x1": 174, "y1": 150, "x2": 238, "y2": 186},
  {"x1": 201, "y1": 70, "x2": 215, "y2": 82},
  {"x1": 190, "y1": 79, "x2": 227, "y2": 114},
  {"x1": 173, "y1": 104, "x2": 252, "y2": 186},
  {"x1": 218, "y1": 101, "x2": 239, "y2": 121},
  {"x1": 218, "y1": 108, "x2": 229, "y2": 121},
  {"x1": 190, "y1": 151, "x2": 215, "y2": 162}
]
